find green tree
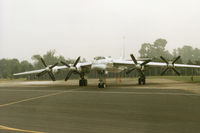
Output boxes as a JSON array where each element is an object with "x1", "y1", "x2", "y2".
[
  {"x1": 139, "y1": 38, "x2": 172, "y2": 61},
  {"x1": 139, "y1": 43, "x2": 151, "y2": 58},
  {"x1": 175, "y1": 45, "x2": 200, "y2": 64}
]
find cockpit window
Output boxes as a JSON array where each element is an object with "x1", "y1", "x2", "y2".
[{"x1": 94, "y1": 56, "x2": 106, "y2": 60}]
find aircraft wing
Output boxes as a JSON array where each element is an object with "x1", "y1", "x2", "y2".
[
  {"x1": 145, "y1": 62, "x2": 200, "y2": 68},
  {"x1": 13, "y1": 62, "x2": 92, "y2": 76},
  {"x1": 113, "y1": 59, "x2": 133, "y2": 67},
  {"x1": 78, "y1": 62, "x2": 92, "y2": 71},
  {"x1": 56, "y1": 62, "x2": 92, "y2": 71},
  {"x1": 113, "y1": 59, "x2": 200, "y2": 68},
  {"x1": 13, "y1": 69, "x2": 46, "y2": 76}
]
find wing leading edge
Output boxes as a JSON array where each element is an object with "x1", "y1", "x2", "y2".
[
  {"x1": 13, "y1": 62, "x2": 92, "y2": 76},
  {"x1": 113, "y1": 60, "x2": 200, "y2": 68}
]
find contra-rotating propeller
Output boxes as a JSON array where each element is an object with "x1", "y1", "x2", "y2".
[
  {"x1": 36, "y1": 58, "x2": 58, "y2": 81},
  {"x1": 61, "y1": 56, "x2": 81, "y2": 81},
  {"x1": 160, "y1": 56, "x2": 181, "y2": 76},
  {"x1": 126, "y1": 54, "x2": 151, "y2": 76}
]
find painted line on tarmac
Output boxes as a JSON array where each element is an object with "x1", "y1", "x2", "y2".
[
  {"x1": 0, "y1": 89, "x2": 65, "y2": 92},
  {"x1": 72, "y1": 90, "x2": 200, "y2": 96},
  {"x1": 0, "y1": 125, "x2": 46, "y2": 133},
  {"x1": 0, "y1": 90, "x2": 73, "y2": 108}
]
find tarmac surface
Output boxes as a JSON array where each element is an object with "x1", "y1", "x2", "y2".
[{"x1": 0, "y1": 78, "x2": 200, "y2": 133}]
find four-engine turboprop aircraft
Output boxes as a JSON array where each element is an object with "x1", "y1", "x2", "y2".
[{"x1": 14, "y1": 54, "x2": 200, "y2": 88}]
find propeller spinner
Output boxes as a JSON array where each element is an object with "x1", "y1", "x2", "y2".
[
  {"x1": 36, "y1": 58, "x2": 58, "y2": 81},
  {"x1": 160, "y1": 56, "x2": 181, "y2": 76}
]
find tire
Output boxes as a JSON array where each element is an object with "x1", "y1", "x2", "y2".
[
  {"x1": 103, "y1": 83, "x2": 106, "y2": 88},
  {"x1": 143, "y1": 78, "x2": 146, "y2": 85},
  {"x1": 98, "y1": 83, "x2": 106, "y2": 88},
  {"x1": 79, "y1": 79, "x2": 88, "y2": 86},
  {"x1": 84, "y1": 79, "x2": 88, "y2": 86},
  {"x1": 98, "y1": 83, "x2": 101, "y2": 88},
  {"x1": 138, "y1": 78, "x2": 141, "y2": 85},
  {"x1": 79, "y1": 80, "x2": 82, "y2": 86}
]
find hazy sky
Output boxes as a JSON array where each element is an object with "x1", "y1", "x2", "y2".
[{"x1": 1, "y1": 0, "x2": 200, "y2": 62}]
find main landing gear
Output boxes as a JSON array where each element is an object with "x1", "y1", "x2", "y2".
[
  {"x1": 79, "y1": 79, "x2": 87, "y2": 86},
  {"x1": 98, "y1": 71, "x2": 106, "y2": 88},
  {"x1": 138, "y1": 75, "x2": 146, "y2": 85},
  {"x1": 79, "y1": 73, "x2": 87, "y2": 86}
]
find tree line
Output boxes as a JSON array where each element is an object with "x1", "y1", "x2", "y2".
[
  {"x1": 138, "y1": 39, "x2": 200, "y2": 77},
  {"x1": 0, "y1": 38, "x2": 200, "y2": 80}
]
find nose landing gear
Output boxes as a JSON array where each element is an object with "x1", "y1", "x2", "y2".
[
  {"x1": 98, "y1": 83, "x2": 106, "y2": 88},
  {"x1": 98, "y1": 71, "x2": 107, "y2": 88}
]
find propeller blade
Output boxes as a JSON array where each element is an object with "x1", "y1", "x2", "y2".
[
  {"x1": 65, "y1": 71, "x2": 73, "y2": 81},
  {"x1": 48, "y1": 72, "x2": 56, "y2": 81},
  {"x1": 172, "y1": 68, "x2": 180, "y2": 76},
  {"x1": 126, "y1": 68, "x2": 136, "y2": 75},
  {"x1": 161, "y1": 68, "x2": 169, "y2": 76},
  {"x1": 37, "y1": 70, "x2": 47, "y2": 77},
  {"x1": 36, "y1": 58, "x2": 57, "y2": 81},
  {"x1": 141, "y1": 60, "x2": 151, "y2": 66},
  {"x1": 61, "y1": 61, "x2": 70, "y2": 68},
  {"x1": 172, "y1": 56, "x2": 181, "y2": 64},
  {"x1": 160, "y1": 56, "x2": 169, "y2": 64},
  {"x1": 73, "y1": 56, "x2": 80, "y2": 67},
  {"x1": 49, "y1": 62, "x2": 59, "y2": 69},
  {"x1": 40, "y1": 58, "x2": 47, "y2": 67},
  {"x1": 130, "y1": 54, "x2": 138, "y2": 64},
  {"x1": 73, "y1": 70, "x2": 81, "y2": 75}
]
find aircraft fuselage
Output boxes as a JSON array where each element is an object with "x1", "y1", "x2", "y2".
[{"x1": 91, "y1": 57, "x2": 125, "y2": 73}]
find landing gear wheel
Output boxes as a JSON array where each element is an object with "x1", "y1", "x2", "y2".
[
  {"x1": 138, "y1": 78, "x2": 142, "y2": 85},
  {"x1": 138, "y1": 77, "x2": 146, "y2": 85},
  {"x1": 142, "y1": 78, "x2": 146, "y2": 85},
  {"x1": 98, "y1": 83, "x2": 106, "y2": 88},
  {"x1": 79, "y1": 79, "x2": 88, "y2": 86}
]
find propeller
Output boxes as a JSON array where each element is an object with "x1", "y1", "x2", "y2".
[
  {"x1": 160, "y1": 56, "x2": 181, "y2": 76},
  {"x1": 126, "y1": 54, "x2": 151, "y2": 76},
  {"x1": 36, "y1": 58, "x2": 58, "y2": 81},
  {"x1": 61, "y1": 56, "x2": 81, "y2": 81}
]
